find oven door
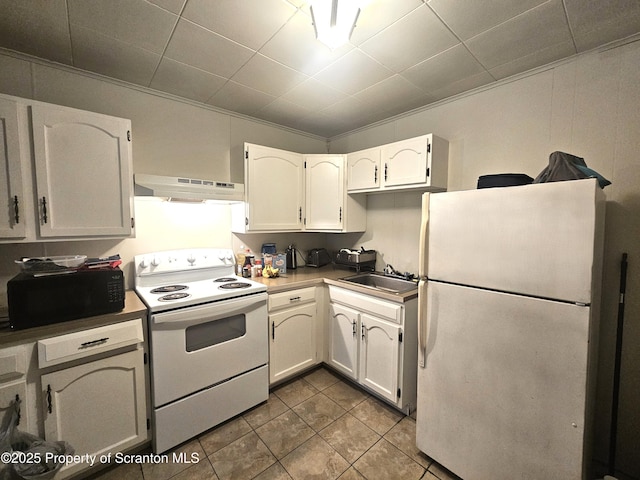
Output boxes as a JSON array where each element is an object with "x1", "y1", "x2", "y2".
[{"x1": 150, "y1": 292, "x2": 267, "y2": 407}]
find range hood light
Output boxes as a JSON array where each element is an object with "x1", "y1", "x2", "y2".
[{"x1": 134, "y1": 174, "x2": 245, "y2": 203}]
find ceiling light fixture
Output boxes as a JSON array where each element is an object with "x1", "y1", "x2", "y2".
[{"x1": 310, "y1": 0, "x2": 360, "y2": 50}]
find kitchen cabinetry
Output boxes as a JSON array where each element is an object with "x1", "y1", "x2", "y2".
[
  {"x1": 268, "y1": 287, "x2": 320, "y2": 384},
  {"x1": 232, "y1": 143, "x2": 304, "y2": 232},
  {"x1": 346, "y1": 134, "x2": 449, "y2": 193},
  {"x1": 232, "y1": 143, "x2": 365, "y2": 233},
  {"x1": 304, "y1": 155, "x2": 366, "y2": 232},
  {"x1": 328, "y1": 285, "x2": 417, "y2": 412},
  {"x1": 0, "y1": 93, "x2": 134, "y2": 243},
  {"x1": 0, "y1": 345, "x2": 31, "y2": 433},
  {"x1": 346, "y1": 147, "x2": 381, "y2": 192},
  {"x1": 0, "y1": 97, "x2": 25, "y2": 239},
  {"x1": 38, "y1": 319, "x2": 147, "y2": 479}
]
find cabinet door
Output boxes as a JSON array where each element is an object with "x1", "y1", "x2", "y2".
[
  {"x1": 31, "y1": 104, "x2": 133, "y2": 237},
  {"x1": 42, "y1": 348, "x2": 147, "y2": 478},
  {"x1": 305, "y1": 155, "x2": 344, "y2": 230},
  {"x1": 328, "y1": 303, "x2": 359, "y2": 380},
  {"x1": 0, "y1": 98, "x2": 25, "y2": 239},
  {"x1": 246, "y1": 144, "x2": 304, "y2": 231},
  {"x1": 359, "y1": 313, "x2": 401, "y2": 403},
  {"x1": 381, "y1": 135, "x2": 430, "y2": 188},
  {"x1": 0, "y1": 381, "x2": 29, "y2": 432},
  {"x1": 269, "y1": 302, "x2": 317, "y2": 384},
  {"x1": 347, "y1": 148, "x2": 380, "y2": 192}
]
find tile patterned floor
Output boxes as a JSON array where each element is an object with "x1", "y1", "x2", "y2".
[{"x1": 89, "y1": 367, "x2": 461, "y2": 480}]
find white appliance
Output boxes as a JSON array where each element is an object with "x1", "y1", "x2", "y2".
[
  {"x1": 416, "y1": 179, "x2": 605, "y2": 480},
  {"x1": 134, "y1": 248, "x2": 268, "y2": 453}
]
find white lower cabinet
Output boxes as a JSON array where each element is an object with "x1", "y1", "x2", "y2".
[
  {"x1": 39, "y1": 320, "x2": 148, "y2": 479},
  {"x1": 268, "y1": 287, "x2": 320, "y2": 385},
  {"x1": 0, "y1": 345, "x2": 31, "y2": 433},
  {"x1": 328, "y1": 286, "x2": 417, "y2": 413}
]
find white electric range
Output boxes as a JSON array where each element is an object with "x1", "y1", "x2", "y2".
[{"x1": 134, "y1": 248, "x2": 268, "y2": 453}]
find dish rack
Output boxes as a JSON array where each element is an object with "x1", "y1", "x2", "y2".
[{"x1": 334, "y1": 248, "x2": 376, "y2": 272}]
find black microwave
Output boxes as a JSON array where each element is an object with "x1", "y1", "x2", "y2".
[{"x1": 7, "y1": 269, "x2": 125, "y2": 330}]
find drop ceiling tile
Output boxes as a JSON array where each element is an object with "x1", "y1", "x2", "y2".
[
  {"x1": 182, "y1": 0, "x2": 297, "y2": 50},
  {"x1": 465, "y1": 0, "x2": 575, "y2": 70},
  {"x1": 427, "y1": 70, "x2": 495, "y2": 102},
  {"x1": 281, "y1": 78, "x2": 349, "y2": 111},
  {"x1": 564, "y1": 0, "x2": 640, "y2": 51},
  {"x1": 320, "y1": 96, "x2": 372, "y2": 125},
  {"x1": 256, "y1": 97, "x2": 316, "y2": 129},
  {"x1": 0, "y1": 0, "x2": 72, "y2": 64},
  {"x1": 70, "y1": 24, "x2": 161, "y2": 85},
  {"x1": 68, "y1": 0, "x2": 178, "y2": 55},
  {"x1": 259, "y1": 10, "x2": 354, "y2": 76},
  {"x1": 296, "y1": 112, "x2": 350, "y2": 137},
  {"x1": 427, "y1": 0, "x2": 547, "y2": 40},
  {"x1": 360, "y1": 5, "x2": 458, "y2": 72},
  {"x1": 488, "y1": 39, "x2": 576, "y2": 79},
  {"x1": 207, "y1": 80, "x2": 276, "y2": 116},
  {"x1": 150, "y1": 57, "x2": 227, "y2": 102},
  {"x1": 353, "y1": 75, "x2": 425, "y2": 114},
  {"x1": 403, "y1": 44, "x2": 487, "y2": 93},
  {"x1": 147, "y1": 0, "x2": 187, "y2": 15},
  {"x1": 230, "y1": 53, "x2": 308, "y2": 97},
  {"x1": 349, "y1": 0, "x2": 425, "y2": 45},
  {"x1": 164, "y1": 19, "x2": 255, "y2": 78},
  {"x1": 313, "y1": 49, "x2": 394, "y2": 95}
]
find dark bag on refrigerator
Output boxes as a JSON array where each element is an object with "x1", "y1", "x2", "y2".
[{"x1": 533, "y1": 151, "x2": 611, "y2": 188}]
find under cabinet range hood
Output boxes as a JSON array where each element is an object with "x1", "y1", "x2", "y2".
[{"x1": 134, "y1": 174, "x2": 244, "y2": 203}]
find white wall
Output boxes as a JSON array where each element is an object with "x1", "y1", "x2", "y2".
[{"x1": 329, "y1": 40, "x2": 640, "y2": 478}]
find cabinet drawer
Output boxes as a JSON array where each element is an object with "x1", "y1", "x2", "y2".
[
  {"x1": 0, "y1": 346, "x2": 27, "y2": 383},
  {"x1": 329, "y1": 286, "x2": 403, "y2": 324},
  {"x1": 38, "y1": 319, "x2": 144, "y2": 368},
  {"x1": 268, "y1": 287, "x2": 316, "y2": 311}
]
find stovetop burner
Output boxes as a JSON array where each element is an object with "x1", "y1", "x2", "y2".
[
  {"x1": 158, "y1": 292, "x2": 191, "y2": 302},
  {"x1": 214, "y1": 277, "x2": 239, "y2": 283},
  {"x1": 151, "y1": 285, "x2": 188, "y2": 294},
  {"x1": 219, "y1": 282, "x2": 252, "y2": 289}
]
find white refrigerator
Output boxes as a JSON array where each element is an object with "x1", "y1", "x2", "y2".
[{"x1": 416, "y1": 178, "x2": 605, "y2": 480}]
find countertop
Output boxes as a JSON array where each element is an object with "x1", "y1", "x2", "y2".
[
  {"x1": 0, "y1": 290, "x2": 147, "y2": 347},
  {"x1": 1, "y1": 268, "x2": 418, "y2": 346},
  {"x1": 253, "y1": 265, "x2": 418, "y2": 304}
]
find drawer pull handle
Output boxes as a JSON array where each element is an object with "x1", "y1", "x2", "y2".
[
  {"x1": 289, "y1": 296, "x2": 301, "y2": 302},
  {"x1": 13, "y1": 195, "x2": 19, "y2": 224},
  {"x1": 42, "y1": 197, "x2": 48, "y2": 224},
  {"x1": 80, "y1": 337, "x2": 109, "y2": 348},
  {"x1": 47, "y1": 384, "x2": 52, "y2": 414},
  {"x1": 15, "y1": 394, "x2": 21, "y2": 426}
]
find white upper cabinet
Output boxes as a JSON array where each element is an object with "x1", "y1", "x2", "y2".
[
  {"x1": 0, "y1": 97, "x2": 25, "y2": 239},
  {"x1": 0, "y1": 93, "x2": 134, "y2": 243},
  {"x1": 347, "y1": 134, "x2": 449, "y2": 193},
  {"x1": 233, "y1": 143, "x2": 304, "y2": 233},
  {"x1": 31, "y1": 103, "x2": 133, "y2": 238},
  {"x1": 233, "y1": 144, "x2": 365, "y2": 233},
  {"x1": 346, "y1": 147, "x2": 381, "y2": 192},
  {"x1": 305, "y1": 155, "x2": 345, "y2": 231}
]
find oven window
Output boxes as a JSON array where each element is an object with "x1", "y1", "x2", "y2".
[{"x1": 185, "y1": 314, "x2": 246, "y2": 352}]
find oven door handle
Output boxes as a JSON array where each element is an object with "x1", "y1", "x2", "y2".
[{"x1": 152, "y1": 294, "x2": 266, "y2": 327}]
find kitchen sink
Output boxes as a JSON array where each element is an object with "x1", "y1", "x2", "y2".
[{"x1": 338, "y1": 273, "x2": 418, "y2": 294}]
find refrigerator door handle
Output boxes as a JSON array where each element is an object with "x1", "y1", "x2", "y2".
[
  {"x1": 418, "y1": 279, "x2": 428, "y2": 368},
  {"x1": 419, "y1": 193, "x2": 430, "y2": 279}
]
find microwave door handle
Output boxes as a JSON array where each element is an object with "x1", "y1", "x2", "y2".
[{"x1": 152, "y1": 294, "x2": 265, "y2": 327}]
